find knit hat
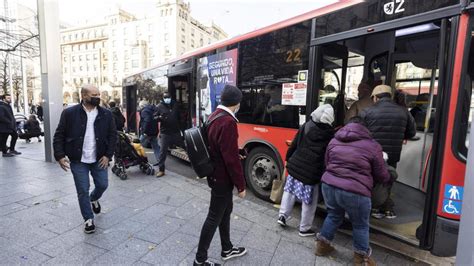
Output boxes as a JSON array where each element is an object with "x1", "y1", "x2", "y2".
[
  {"x1": 220, "y1": 84, "x2": 242, "y2": 107},
  {"x1": 371, "y1": 85, "x2": 392, "y2": 97},
  {"x1": 311, "y1": 104, "x2": 334, "y2": 125}
]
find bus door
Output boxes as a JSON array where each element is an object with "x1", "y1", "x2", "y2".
[
  {"x1": 168, "y1": 59, "x2": 195, "y2": 133},
  {"x1": 124, "y1": 84, "x2": 138, "y2": 133},
  {"x1": 310, "y1": 18, "x2": 458, "y2": 254}
]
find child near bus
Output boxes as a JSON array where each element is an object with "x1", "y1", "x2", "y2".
[
  {"x1": 277, "y1": 104, "x2": 335, "y2": 236},
  {"x1": 315, "y1": 116, "x2": 392, "y2": 266}
]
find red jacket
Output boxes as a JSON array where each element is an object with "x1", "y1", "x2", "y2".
[{"x1": 207, "y1": 108, "x2": 246, "y2": 192}]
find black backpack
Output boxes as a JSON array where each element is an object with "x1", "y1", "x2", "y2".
[{"x1": 184, "y1": 112, "x2": 227, "y2": 178}]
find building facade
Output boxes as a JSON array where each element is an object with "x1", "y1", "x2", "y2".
[{"x1": 60, "y1": 0, "x2": 227, "y2": 105}]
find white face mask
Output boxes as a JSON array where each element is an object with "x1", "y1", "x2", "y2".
[{"x1": 163, "y1": 98, "x2": 171, "y2": 104}]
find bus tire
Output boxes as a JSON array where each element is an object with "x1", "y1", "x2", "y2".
[{"x1": 244, "y1": 146, "x2": 281, "y2": 201}]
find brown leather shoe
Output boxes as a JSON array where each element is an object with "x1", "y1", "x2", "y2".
[
  {"x1": 353, "y1": 252, "x2": 376, "y2": 266},
  {"x1": 315, "y1": 240, "x2": 335, "y2": 256},
  {"x1": 156, "y1": 171, "x2": 165, "y2": 177}
]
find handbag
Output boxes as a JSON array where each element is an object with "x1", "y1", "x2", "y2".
[{"x1": 270, "y1": 174, "x2": 287, "y2": 204}]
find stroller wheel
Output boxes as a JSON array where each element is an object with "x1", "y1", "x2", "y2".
[
  {"x1": 112, "y1": 165, "x2": 118, "y2": 174},
  {"x1": 119, "y1": 172, "x2": 127, "y2": 180}
]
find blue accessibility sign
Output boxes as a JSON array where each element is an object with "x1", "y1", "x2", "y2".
[
  {"x1": 444, "y1": 185, "x2": 463, "y2": 201},
  {"x1": 442, "y1": 199, "x2": 462, "y2": 215}
]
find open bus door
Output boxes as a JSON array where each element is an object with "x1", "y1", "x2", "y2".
[
  {"x1": 309, "y1": 14, "x2": 467, "y2": 257},
  {"x1": 123, "y1": 84, "x2": 138, "y2": 133}
]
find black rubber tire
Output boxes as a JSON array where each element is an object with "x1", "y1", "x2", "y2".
[
  {"x1": 244, "y1": 146, "x2": 282, "y2": 202},
  {"x1": 119, "y1": 172, "x2": 127, "y2": 180}
]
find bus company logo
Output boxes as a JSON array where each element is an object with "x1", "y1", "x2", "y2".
[
  {"x1": 253, "y1": 127, "x2": 269, "y2": 133},
  {"x1": 384, "y1": 0, "x2": 405, "y2": 15}
]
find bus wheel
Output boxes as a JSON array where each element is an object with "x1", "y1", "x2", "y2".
[{"x1": 244, "y1": 147, "x2": 281, "y2": 201}]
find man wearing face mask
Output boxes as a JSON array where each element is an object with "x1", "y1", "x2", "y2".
[
  {"x1": 154, "y1": 91, "x2": 182, "y2": 177},
  {"x1": 53, "y1": 85, "x2": 117, "y2": 234}
]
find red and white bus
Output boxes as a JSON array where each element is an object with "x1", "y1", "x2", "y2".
[{"x1": 124, "y1": 0, "x2": 474, "y2": 257}]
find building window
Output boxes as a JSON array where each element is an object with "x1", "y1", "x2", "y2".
[
  {"x1": 148, "y1": 59, "x2": 153, "y2": 66},
  {"x1": 164, "y1": 21, "x2": 168, "y2": 29},
  {"x1": 86, "y1": 55, "x2": 90, "y2": 61},
  {"x1": 148, "y1": 35, "x2": 153, "y2": 43},
  {"x1": 182, "y1": 23, "x2": 185, "y2": 32},
  {"x1": 164, "y1": 46, "x2": 169, "y2": 54},
  {"x1": 181, "y1": 35, "x2": 185, "y2": 44},
  {"x1": 148, "y1": 23, "x2": 153, "y2": 31},
  {"x1": 132, "y1": 60, "x2": 139, "y2": 68},
  {"x1": 93, "y1": 54, "x2": 98, "y2": 60},
  {"x1": 136, "y1": 26, "x2": 140, "y2": 35},
  {"x1": 72, "y1": 67, "x2": 76, "y2": 73},
  {"x1": 149, "y1": 47, "x2": 154, "y2": 56},
  {"x1": 191, "y1": 39, "x2": 195, "y2": 48},
  {"x1": 191, "y1": 28, "x2": 195, "y2": 37},
  {"x1": 94, "y1": 77, "x2": 98, "y2": 83},
  {"x1": 200, "y1": 39, "x2": 203, "y2": 46},
  {"x1": 103, "y1": 64, "x2": 107, "y2": 70},
  {"x1": 124, "y1": 50, "x2": 130, "y2": 60},
  {"x1": 79, "y1": 55, "x2": 83, "y2": 61},
  {"x1": 79, "y1": 66, "x2": 83, "y2": 71},
  {"x1": 113, "y1": 52, "x2": 117, "y2": 60},
  {"x1": 94, "y1": 66, "x2": 97, "y2": 71},
  {"x1": 132, "y1": 48, "x2": 138, "y2": 55},
  {"x1": 124, "y1": 62, "x2": 129, "y2": 71},
  {"x1": 123, "y1": 27, "x2": 127, "y2": 34},
  {"x1": 124, "y1": 39, "x2": 128, "y2": 45},
  {"x1": 63, "y1": 56, "x2": 67, "y2": 62},
  {"x1": 112, "y1": 29, "x2": 116, "y2": 36},
  {"x1": 164, "y1": 33, "x2": 169, "y2": 41},
  {"x1": 64, "y1": 67, "x2": 67, "y2": 73}
]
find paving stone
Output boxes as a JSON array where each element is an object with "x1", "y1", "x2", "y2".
[
  {"x1": 270, "y1": 239, "x2": 316, "y2": 265},
  {"x1": 4, "y1": 223, "x2": 58, "y2": 248},
  {"x1": 141, "y1": 232, "x2": 198, "y2": 265},
  {"x1": 111, "y1": 237, "x2": 155, "y2": 260},
  {"x1": 42, "y1": 242, "x2": 107, "y2": 265},
  {"x1": 84, "y1": 227, "x2": 133, "y2": 251},
  {"x1": 239, "y1": 224, "x2": 281, "y2": 254},
  {"x1": 0, "y1": 202, "x2": 27, "y2": 216},
  {"x1": 129, "y1": 204, "x2": 176, "y2": 224},
  {"x1": 94, "y1": 206, "x2": 138, "y2": 229},
  {"x1": 17, "y1": 190, "x2": 68, "y2": 206},
  {"x1": 32, "y1": 227, "x2": 89, "y2": 257},
  {"x1": 134, "y1": 216, "x2": 186, "y2": 244},
  {"x1": 167, "y1": 198, "x2": 207, "y2": 220},
  {"x1": 0, "y1": 192, "x2": 34, "y2": 206},
  {"x1": 0, "y1": 236, "x2": 52, "y2": 265},
  {"x1": 90, "y1": 251, "x2": 138, "y2": 266}
]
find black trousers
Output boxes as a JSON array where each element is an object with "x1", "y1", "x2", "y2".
[
  {"x1": 0, "y1": 132, "x2": 17, "y2": 154},
  {"x1": 0, "y1": 133, "x2": 8, "y2": 154},
  {"x1": 196, "y1": 184, "x2": 234, "y2": 263}
]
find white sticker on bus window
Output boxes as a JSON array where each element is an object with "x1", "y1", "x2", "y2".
[{"x1": 282, "y1": 83, "x2": 307, "y2": 106}]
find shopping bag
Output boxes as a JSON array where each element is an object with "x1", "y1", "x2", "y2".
[{"x1": 270, "y1": 175, "x2": 287, "y2": 204}]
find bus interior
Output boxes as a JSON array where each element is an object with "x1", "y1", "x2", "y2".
[{"x1": 316, "y1": 21, "x2": 443, "y2": 245}]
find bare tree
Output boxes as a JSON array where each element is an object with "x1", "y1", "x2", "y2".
[{"x1": 0, "y1": 53, "x2": 9, "y2": 95}]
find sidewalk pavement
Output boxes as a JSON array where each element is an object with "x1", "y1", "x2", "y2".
[{"x1": 0, "y1": 140, "x2": 421, "y2": 265}]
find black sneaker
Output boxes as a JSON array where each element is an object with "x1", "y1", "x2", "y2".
[
  {"x1": 277, "y1": 216, "x2": 286, "y2": 227},
  {"x1": 384, "y1": 210, "x2": 397, "y2": 219},
  {"x1": 193, "y1": 259, "x2": 221, "y2": 266},
  {"x1": 9, "y1": 150, "x2": 21, "y2": 155},
  {"x1": 299, "y1": 229, "x2": 316, "y2": 237},
  {"x1": 91, "y1": 200, "x2": 101, "y2": 214},
  {"x1": 221, "y1": 247, "x2": 247, "y2": 261},
  {"x1": 84, "y1": 219, "x2": 95, "y2": 234},
  {"x1": 2, "y1": 153, "x2": 14, "y2": 157},
  {"x1": 371, "y1": 209, "x2": 385, "y2": 219}
]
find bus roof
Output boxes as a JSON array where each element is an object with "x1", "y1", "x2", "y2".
[{"x1": 126, "y1": 0, "x2": 362, "y2": 79}]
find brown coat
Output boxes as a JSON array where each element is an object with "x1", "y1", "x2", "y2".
[{"x1": 344, "y1": 96, "x2": 374, "y2": 123}]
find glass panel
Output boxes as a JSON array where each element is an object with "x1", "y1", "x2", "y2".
[{"x1": 459, "y1": 26, "x2": 474, "y2": 154}]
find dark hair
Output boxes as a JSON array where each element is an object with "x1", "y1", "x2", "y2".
[
  {"x1": 394, "y1": 90, "x2": 407, "y2": 107},
  {"x1": 109, "y1": 101, "x2": 116, "y2": 108},
  {"x1": 346, "y1": 116, "x2": 367, "y2": 127},
  {"x1": 375, "y1": 92, "x2": 392, "y2": 100}
]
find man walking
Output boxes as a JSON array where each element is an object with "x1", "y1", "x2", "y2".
[
  {"x1": 53, "y1": 85, "x2": 117, "y2": 233},
  {"x1": 154, "y1": 92, "x2": 182, "y2": 177},
  {"x1": 0, "y1": 94, "x2": 21, "y2": 157},
  {"x1": 360, "y1": 85, "x2": 416, "y2": 219},
  {"x1": 194, "y1": 85, "x2": 247, "y2": 266},
  {"x1": 139, "y1": 101, "x2": 160, "y2": 164}
]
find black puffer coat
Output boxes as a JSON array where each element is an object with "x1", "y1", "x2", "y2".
[
  {"x1": 360, "y1": 98, "x2": 416, "y2": 163},
  {"x1": 0, "y1": 101, "x2": 15, "y2": 133},
  {"x1": 286, "y1": 121, "x2": 335, "y2": 185}
]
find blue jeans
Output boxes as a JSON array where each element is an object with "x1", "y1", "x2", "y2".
[
  {"x1": 140, "y1": 135, "x2": 160, "y2": 162},
  {"x1": 70, "y1": 162, "x2": 109, "y2": 221},
  {"x1": 318, "y1": 183, "x2": 372, "y2": 255}
]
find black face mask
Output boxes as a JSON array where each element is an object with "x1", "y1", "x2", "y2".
[{"x1": 87, "y1": 97, "x2": 100, "y2": 107}]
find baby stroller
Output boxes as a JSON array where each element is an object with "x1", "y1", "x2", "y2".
[{"x1": 112, "y1": 132, "x2": 155, "y2": 180}]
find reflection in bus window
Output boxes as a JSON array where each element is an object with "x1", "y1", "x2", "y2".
[
  {"x1": 457, "y1": 28, "x2": 474, "y2": 156},
  {"x1": 236, "y1": 20, "x2": 310, "y2": 129}
]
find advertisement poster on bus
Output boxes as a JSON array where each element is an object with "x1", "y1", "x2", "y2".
[
  {"x1": 281, "y1": 82, "x2": 307, "y2": 106},
  {"x1": 197, "y1": 49, "x2": 238, "y2": 122}
]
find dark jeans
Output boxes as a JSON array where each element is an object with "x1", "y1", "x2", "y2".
[
  {"x1": 378, "y1": 160, "x2": 398, "y2": 211},
  {"x1": 157, "y1": 133, "x2": 182, "y2": 171},
  {"x1": 140, "y1": 135, "x2": 160, "y2": 162},
  {"x1": 318, "y1": 183, "x2": 372, "y2": 255},
  {"x1": 70, "y1": 161, "x2": 109, "y2": 221},
  {"x1": 196, "y1": 184, "x2": 234, "y2": 263}
]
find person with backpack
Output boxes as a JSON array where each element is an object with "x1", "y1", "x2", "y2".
[
  {"x1": 194, "y1": 85, "x2": 247, "y2": 266},
  {"x1": 139, "y1": 101, "x2": 160, "y2": 165},
  {"x1": 277, "y1": 104, "x2": 335, "y2": 237},
  {"x1": 315, "y1": 116, "x2": 392, "y2": 266},
  {"x1": 109, "y1": 101, "x2": 126, "y2": 131}
]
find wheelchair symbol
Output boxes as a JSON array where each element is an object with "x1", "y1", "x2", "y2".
[{"x1": 443, "y1": 200, "x2": 459, "y2": 214}]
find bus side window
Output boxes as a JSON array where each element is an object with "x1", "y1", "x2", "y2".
[{"x1": 457, "y1": 26, "x2": 474, "y2": 157}]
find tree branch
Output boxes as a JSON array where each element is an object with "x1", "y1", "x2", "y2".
[{"x1": 0, "y1": 34, "x2": 39, "y2": 52}]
